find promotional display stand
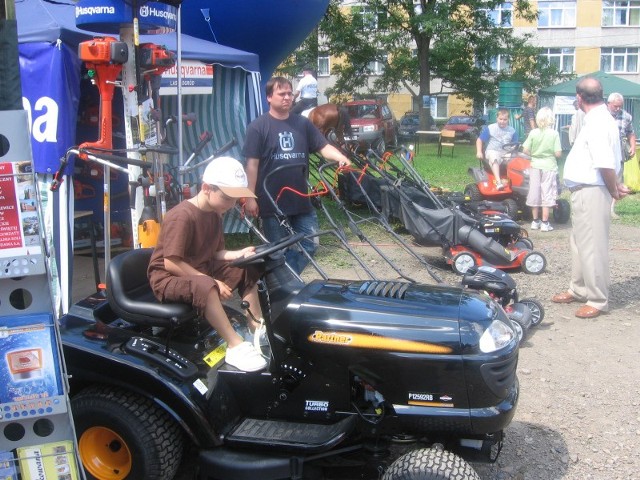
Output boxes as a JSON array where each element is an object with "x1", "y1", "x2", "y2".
[{"x1": 0, "y1": 111, "x2": 81, "y2": 479}]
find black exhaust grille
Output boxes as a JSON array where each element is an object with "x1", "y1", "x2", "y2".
[
  {"x1": 358, "y1": 281, "x2": 410, "y2": 299},
  {"x1": 480, "y1": 355, "x2": 518, "y2": 398}
]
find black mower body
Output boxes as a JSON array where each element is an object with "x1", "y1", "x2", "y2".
[{"x1": 60, "y1": 266, "x2": 519, "y2": 478}]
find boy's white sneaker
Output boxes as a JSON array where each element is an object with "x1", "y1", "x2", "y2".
[
  {"x1": 225, "y1": 342, "x2": 267, "y2": 372},
  {"x1": 530, "y1": 220, "x2": 541, "y2": 230},
  {"x1": 541, "y1": 222, "x2": 554, "y2": 232}
]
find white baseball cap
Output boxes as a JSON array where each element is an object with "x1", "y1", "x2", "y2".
[{"x1": 202, "y1": 157, "x2": 256, "y2": 198}]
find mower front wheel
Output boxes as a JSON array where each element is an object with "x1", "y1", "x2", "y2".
[
  {"x1": 382, "y1": 447, "x2": 481, "y2": 480},
  {"x1": 72, "y1": 386, "x2": 184, "y2": 480},
  {"x1": 502, "y1": 198, "x2": 519, "y2": 220},
  {"x1": 522, "y1": 251, "x2": 546, "y2": 275},
  {"x1": 520, "y1": 297, "x2": 545, "y2": 326},
  {"x1": 464, "y1": 183, "x2": 483, "y2": 202},
  {"x1": 554, "y1": 198, "x2": 571, "y2": 224},
  {"x1": 452, "y1": 252, "x2": 477, "y2": 275}
]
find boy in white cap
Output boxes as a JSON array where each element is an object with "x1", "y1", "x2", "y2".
[{"x1": 148, "y1": 156, "x2": 267, "y2": 372}]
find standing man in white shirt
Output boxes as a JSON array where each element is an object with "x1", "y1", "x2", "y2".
[
  {"x1": 552, "y1": 77, "x2": 630, "y2": 319},
  {"x1": 290, "y1": 66, "x2": 318, "y2": 115}
]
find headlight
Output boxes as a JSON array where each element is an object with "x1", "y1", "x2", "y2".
[
  {"x1": 363, "y1": 125, "x2": 377, "y2": 132},
  {"x1": 479, "y1": 319, "x2": 515, "y2": 353}
]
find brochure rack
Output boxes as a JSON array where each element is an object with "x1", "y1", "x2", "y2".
[{"x1": 0, "y1": 110, "x2": 81, "y2": 479}]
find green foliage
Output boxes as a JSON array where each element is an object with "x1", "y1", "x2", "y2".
[{"x1": 303, "y1": 0, "x2": 569, "y2": 109}]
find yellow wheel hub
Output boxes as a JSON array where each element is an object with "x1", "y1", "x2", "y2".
[{"x1": 79, "y1": 426, "x2": 132, "y2": 480}]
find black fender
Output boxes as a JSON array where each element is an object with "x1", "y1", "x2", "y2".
[{"x1": 63, "y1": 340, "x2": 220, "y2": 448}]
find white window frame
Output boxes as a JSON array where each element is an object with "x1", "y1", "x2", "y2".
[
  {"x1": 434, "y1": 96, "x2": 448, "y2": 119},
  {"x1": 602, "y1": 1, "x2": 640, "y2": 27},
  {"x1": 352, "y1": 5, "x2": 386, "y2": 31},
  {"x1": 601, "y1": 47, "x2": 639, "y2": 73},
  {"x1": 483, "y1": 2, "x2": 513, "y2": 27},
  {"x1": 317, "y1": 55, "x2": 330, "y2": 77},
  {"x1": 540, "y1": 47, "x2": 575, "y2": 73},
  {"x1": 367, "y1": 53, "x2": 388, "y2": 75},
  {"x1": 490, "y1": 54, "x2": 511, "y2": 72},
  {"x1": 538, "y1": 1, "x2": 577, "y2": 28}
]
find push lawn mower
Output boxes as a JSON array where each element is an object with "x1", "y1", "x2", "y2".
[
  {"x1": 337, "y1": 147, "x2": 547, "y2": 275},
  {"x1": 466, "y1": 142, "x2": 571, "y2": 223},
  {"x1": 59, "y1": 232, "x2": 520, "y2": 480},
  {"x1": 461, "y1": 265, "x2": 545, "y2": 339}
]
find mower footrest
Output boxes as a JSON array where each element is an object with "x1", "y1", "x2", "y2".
[{"x1": 226, "y1": 415, "x2": 355, "y2": 453}]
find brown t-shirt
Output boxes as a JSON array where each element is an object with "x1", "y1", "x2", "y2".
[{"x1": 147, "y1": 200, "x2": 228, "y2": 301}]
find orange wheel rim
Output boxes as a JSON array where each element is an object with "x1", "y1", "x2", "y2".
[{"x1": 79, "y1": 426, "x2": 132, "y2": 480}]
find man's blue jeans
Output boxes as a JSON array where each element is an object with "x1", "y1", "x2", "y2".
[{"x1": 261, "y1": 211, "x2": 318, "y2": 275}]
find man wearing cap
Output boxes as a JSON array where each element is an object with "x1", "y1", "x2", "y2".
[
  {"x1": 148, "y1": 157, "x2": 267, "y2": 372},
  {"x1": 290, "y1": 67, "x2": 318, "y2": 115},
  {"x1": 243, "y1": 76, "x2": 351, "y2": 275}
]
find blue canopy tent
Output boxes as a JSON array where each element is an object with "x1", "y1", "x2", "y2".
[{"x1": 16, "y1": 0, "x2": 261, "y2": 311}]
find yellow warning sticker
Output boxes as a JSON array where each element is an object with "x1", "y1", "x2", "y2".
[{"x1": 204, "y1": 343, "x2": 227, "y2": 367}]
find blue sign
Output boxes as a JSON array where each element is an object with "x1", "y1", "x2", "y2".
[
  {"x1": 19, "y1": 43, "x2": 81, "y2": 175},
  {"x1": 75, "y1": 0, "x2": 177, "y2": 34}
]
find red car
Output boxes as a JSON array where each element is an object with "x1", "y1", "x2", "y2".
[
  {"x1": 442, "y1": 115, "x2": 483, "y2": 142},
  {"x1": 344, "y1": 99, "x2": 397, "y2": 154}
]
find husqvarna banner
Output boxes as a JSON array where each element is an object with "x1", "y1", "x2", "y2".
[
  {"x1": 18, "y1": 42, "x2": 81, "y2": 176},
  {"x1": 75, "y1": 0, "x2": 177, "y2": 34}
]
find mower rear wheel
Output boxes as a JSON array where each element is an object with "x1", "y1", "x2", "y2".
[
  {"x1": 520, "y1": 297, "x2": 545, "y2": 326},
  {"x1": 464, "y1": 183, "x2": 483, "y2": 202},
  {"x1": 382, "y1": 447, "x2": 480, "y2": 480},
  {"x1": 554, "y1": 198, "x2": 571, "y2": 224},
  {"x1": 522, "y1": 251, "x2": 546, "y2": 275},
  {"x1": 72, "y1": 386, "x2": 184, "y2": 480},
  {"x1": 502, "y1": 198, "x2": 519, "y2": 220},
  {"x1": 452, "y1": 252, "x2": 476, "y2": 275},
  {"x1": 515, "y1": 238, "x2": 534, "y2": 250},
  {"x1": 375, "y1": 138, "x2": 387, "y2": 156}
]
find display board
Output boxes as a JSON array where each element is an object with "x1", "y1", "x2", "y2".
[{"x1": 0, "y1": 110, "x2": 81, "y2": 479}]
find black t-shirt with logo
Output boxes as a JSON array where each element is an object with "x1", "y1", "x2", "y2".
[{"x1": 243, "y1": 113, "x2": 327, "y2": 217}]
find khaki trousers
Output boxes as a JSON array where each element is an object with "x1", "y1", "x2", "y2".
[{"x1": 568, "y1": 185, "x2": 612, "y2": 311}]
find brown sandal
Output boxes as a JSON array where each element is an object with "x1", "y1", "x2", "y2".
[
  {"x1": 575, "y1": 305, "x2": 602, "y2": 319},
  {"x1": 551, "y1": 292, "x2": 577, "y2": 304}
]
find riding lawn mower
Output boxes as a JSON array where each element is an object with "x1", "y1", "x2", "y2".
[
  {"x1": 465, "y1": 142, "x2": 571, "y2": 224},
  {"x1": 60, "y1": 232, "x2": 520, "y2": 480}
]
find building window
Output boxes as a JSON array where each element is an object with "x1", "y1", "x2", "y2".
[
  {"x1": 601, "y1": 47, "x2": 639, "y2": 73},
  {"x1": 318, "y1": 56, "x2": 330, "y2": 77},
  {"x1": 435, "y1": 96, "x2": 448, "y2": 119},
  {"x1": 367, "y1": 53, "x2": 388, "y2": 75},
  {"x1": 483, "y1": 2, "x2": 513, "y2": 27},
  {"x1": 352, "y1": 5, "x2": 387, "y2": 31},
  {"x1": 540, "y1": 47, "x2": 575, "y2": 73},
  {"x1": 490, "y1": 54, "x2": 511, "y2": 72},
  {"x1": 602, "y1": 1, "x2": 640, "y2": 26},
  {"x1": 538, "y1": 1, "x2": 576, "y2": 28}
]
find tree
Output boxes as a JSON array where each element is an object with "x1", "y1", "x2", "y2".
[{"x1": 292, "y1": 0, "x2": 568, "y2": 127}]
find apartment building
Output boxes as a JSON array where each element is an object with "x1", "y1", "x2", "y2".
[{"x1": 315, "y1": 1, "x2": 640, "y2": 120}]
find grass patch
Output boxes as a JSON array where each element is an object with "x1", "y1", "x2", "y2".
[{"x1": 409, "y1": 142, "x2": 640, "y2": 227}]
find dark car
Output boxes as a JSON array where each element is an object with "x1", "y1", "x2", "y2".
[
  {"x1": 397, "y1": 112, "x2": 438, "y2": 144},
  {"x1": 397, "y1": 112, "x2": 420, "y2": 143},
  {"x1": 344, "y1": 99, "x2": 397, "y2": 154},
  {"x1": 442, "y1": 115, "x2": 484, "y2": 142}
]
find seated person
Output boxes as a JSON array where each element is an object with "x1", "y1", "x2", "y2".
[
  {"x1": 147, "y1": 156, "x2": 267, "y2": 372},
  {"x1": 475, "y1": 108, "x2": 518, "y2": 190}
]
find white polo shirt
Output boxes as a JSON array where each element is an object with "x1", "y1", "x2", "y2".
[
  {"x1": 296, "y1": 74, "x2": 318, "y2": 99},
  {"x1": 563, "y1": 103, "x2": 621, "y2": 187}
]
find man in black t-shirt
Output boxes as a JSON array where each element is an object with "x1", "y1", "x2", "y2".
[{"x1": 243, "y1": 77, "x2": 350, "y2": 274}]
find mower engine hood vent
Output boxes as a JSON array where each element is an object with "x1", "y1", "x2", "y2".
[{"x1": 357, "y1": 281, "x2": 410, "y2": 299}]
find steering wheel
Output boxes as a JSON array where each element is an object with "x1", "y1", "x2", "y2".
[
  {"x1": 230, "y1": 232, "x2": 306, "y2": 268},
  {"x1": 502, "y1": 142, "x2": 521, "y2": 153}
]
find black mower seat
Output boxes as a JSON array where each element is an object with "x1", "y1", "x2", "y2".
[{"x1": 106, "y1": 248, "x2": 198, "y2": 328}]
